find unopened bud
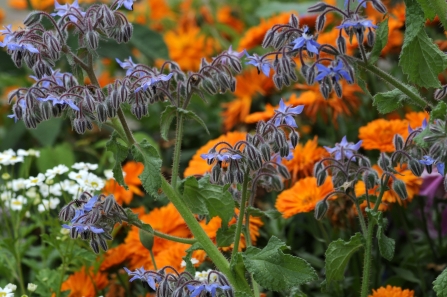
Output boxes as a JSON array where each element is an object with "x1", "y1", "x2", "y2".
[
  {"x1": 73, "y1": 117, "x2": 87, "y2": 134},
  {"x1": 273, "y1": 74, "x2": 283, "y2": 89},
  {"x1": 393, "y1": 134, "x2": 404, "y2": 151},
  {"x1": 337, "y1": 35, "x2": 347, "y2": 54},
  {"x1": 85, "y1": 30, "x2": 99, "y2": 50},
  {"x1": 378, "y1": 154, "x2": 391, "y2": 171},
  {"x1": 314, "y1": 199, "x2": 329, "y2": 220},
  {"x1": 24, "y1": 11, "x2": 42, "y2": 26},
  {"x1": 306, "y1": 66, "x2": 316, "y2": 85},
  {"x1": 316, "y1": 168, "x2": 327, "y2": 186},
  {"x1": 262, "y1": 29, "x2": 275, "y2": 48},
  {"x1": 363, "y1": 170, "x2": 378, "y2": 189},
  {"x1": 315, "y1": 14, "x2": 326, "y2": 32},
  {"x1": 308, "y1": 2, "x2": 328, "y2": 13},
  {"x1": 139, "y1": 228, "x2": 154, "y2": 250},
  {"x1": 367, "y1": 29, "x2": 375, "y2": 47},
  {"x1": 434, "y1": 86, "x2": 447, "y2": 101},
  {"x1": 320, "y1": 81, "x2": 330, "y2": 99},
  {"x1": 277, "y1": 164, "x2": 291, "y2": 180},
  {"x1": 334, "y1": 80, "x2": 342, "y2": 98},
  {"x1": 289, "y1": 14, "x2": 299, "y2": 28},
  {"x1": 290, "y1": 130, "x2": 299, "y2": 148},
  {"x1": 392, "y1": 179, "x2": 408, "y2": 200},
  {"x1": 408, "y1": 159, "x2": 424, "y2": 177},
  {"x1": 372, "y1": 0, "x2": 387, "y2": 14}
]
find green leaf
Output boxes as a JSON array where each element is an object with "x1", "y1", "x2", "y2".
[
  {"x1": 416, "y1": 0, "x2": 447, "y2": 29},
  {"x1": 255, "y1": 1, "x2": 311, "y2": 18},
  {"x1": 369, "y1": 19, "x2": 388, "y2": 65},
  {"x1": 433, "y1": 267, "x2": 447, "y2": 297},
  {"x1": 131, "y1": 139, "x2": 162, "y2": 197},
  {"x1": 400, "y1": 0, "x2": 447, "y2": 88},
  {"x1": 29, "y1": 118, "x2": 63, "y2": 146},
  {"x1": 160, "y1": 105, "x2": 177, "y2": 141},
  {"x1": 373, "y1": 87, "x2": 420, "y2": 114},
  {"x1": 183, "y1": 242, "x2": 203, "y2": 275},
  {"x1": 130, "y1": 24, "x2": 169, "y2": 60},
  {"x1": 325, "y1": 233, "x2": 364, "y2": 288},
  {"x1": 178, "y1": 108, "x2": 210, "y2": 136},
  {"x1": 431, "y1": 101, "x2": 447, "y2": 121},
  {"x1": 125, "y1": 208, "x2": 154, "y2": 234},
  {"x1": 106, "y1": 131, "x2": 129, "y2": 189},
  {"x1": 242, "y1": 236, "x2": 318, "y2": 291},
  {"x1": 182, "y1": 176, "x2": 234, "y2": 225},
  {"x1": 216, "y1": 225, "x2": 236, "y2": 247},
  {"x1": 353, "y1": 63, "x2": 372, "y2": 99},
  {"x1": 377, "y1": 225, "x2": 395, "y2": 261}
]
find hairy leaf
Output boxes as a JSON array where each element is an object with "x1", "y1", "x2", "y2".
[
  {"x1": 131, "y1": 140, "x2": 162, "y2": 197},
  {"x1": 106, "y1": 131, "x2": 129, "y2": 188},
  {"x1": 369, "y1": 19, "x2": 389, "y2": 65},
  {"x1": 178, "y1": 108, "x2": 210, "y2": 136},
  {"x1": 160, "y1": 105, "x2": 177, "y2": 141},
  {"x1": 431, "y1": 101, "x2": 447, "y2": 121},
  {"x1": 366, "y1": 209, "x2": 395, "y2": 261},
  {"x1": 242, "y1": 236, "x2": 318, "y2": 291},
  {"x1": 183, "y1": 242, "x2": 203, "y2": 274},
  {"x1": 325, "y1": 233, "x2": 364, "y2": 288},
  {"x1": 434, "y1": 267, "x2": 447, "y2": 297},
  {"x1": 373, "y1": 86, "x2": 421, "y2": 113},
  {"x1": 216, "y1": 225, "x2": 236, "y2": 247},
  {"x1": 416, "y1": 0, "x2": 447, "y2": 29}
]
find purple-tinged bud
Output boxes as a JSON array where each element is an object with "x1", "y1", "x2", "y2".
[
  {"x1": 273, "y1": 74, "x2": 283, "y2": 89},
  {"x1": 392, "y1": 179, "x2": 407, "y2": 200},
  {"x1": 371, "y1": 0, "x2": 387, "y2": 14},
  {"x1": 228, "y1": 57, "x2": 242, "y2": 73},
  {"x1": 86, "y1": 30, "x2": 99, "y2": 50},
  {"x1": 334, "y1": 80, "x2": 342, "y2": 98},
  {"x1": 59, "y1": 204, "x2": 75, "y2": 221},
  {"x1": 202, "y1": 78, "x2": 218, "y2": 94},
  {"x1": 52, "y1": 104, "x2": 63, "y2": 117},
  {"x1": 12, "y1": 103, "x2": 23, "y2": 120},
  {"x1": 101, "y1": 5, "x2": 116, "y2": 27},
  {"x1": 314, "y1": 199, "x2": 329, "y2": 220},
  {"x1": 408, "y1": 159, "x2": 424, "y2": 177},
  {"x1": 392, "y1": 134, "x2": 404, "y2": 151},
  {"x1": 283, "y1": 74, "x2": 291, "y2": 87},
  {"x1": 90, "y1": 208, "x2": 101, "y2": 224},
  {"x1": 260, "y1": 144, "x2": 271, "y2": 162},
  {"x1": 363, "y1": 170, "x2": 378, "y2": 189},
  {"x1": 320, "y1": 81, "x2": 330, "y2": 99},
  {"x1": 337, "y1": 35, "x2": 346, "y2": 54},
  {"x1": 289, "y1": 14, "x2": 299, "y2": 28},
  {"x1": 306, "y1": 65, "x2": 316, "y2": 85},
  {"x1": 429, "y1": 142, "x2": 443, "y2": 159},
  {"x1": 308, "y1": 2, "x2": 328, "y2": 13},
  {"x1": 90, "y1": 237, "x2": 100, "y2": 254},
  {"x1": 279, "y1": 145, "x2": 289, "y2": 158},
  {"x1": 235, "y1": 170, "x2": 244, "y2": 184},
  {"x1": 367, "y1": 29, "x2": 375, "y2": 47},
  {"x1": 122, "y1": 23, "x2": 133, "y2": 43},
  {"x1": 211, "y1": 164, "x2": 221, "y2": 183},
  {"x1": 74, "y1": 117, "x2": 87, "y2": 134},
  {"x1": 290, "y1": 130, "x2": 299, "y2": 148},
  {"x1": 131, "y1": 103, "x2": 148, "y2": 120},
  {"x1": 316, "y1": 14, "x2": 326, "y2": 32},
  {"x1": 110, "y1": 90, "x2": 120, "y2": 110},
  {"x1": 98, "y1": 235, "x2": 108, "y2": 251},
  {"x1": 217, "y1": 73, "x2": 231, "y2": 91},
  {"x1": 434, "y1": 86, "x2": 447, "y2": 101},
  {"x1": 277, "y1": 163, "x2": 291, "y2": 179},
  {"x1": 301, "y1": 63, "x2": 309, "y2": 78},
  {"x1": 84, "y1": 90, "x2": 96, "y2": 112},
  {"x1": 24, "y1": 114, "x2": 37, "y2": 129},
  {"x1": 359, "y1": 157, "x2": 371, "y2": 168},
  {"x1": 40, "y1": 101, "x2": 53, "y2": 121},
  {"x1": 86, "y1": 118, "x2": 93, "y2": 131},
  {"x1": 32, "y1": 59, "x2": 52, "y2": 79},
  {"x1": 25, "y1": 91, "x2": 36, "y2": 109},
  {"x1": 24, "y1": 11, "x2": 42, "y2": 26},
  {"x1": 262, "y1": 29, "x2": 275, "y2": 48},
  {"x1": 80, "y1": 229, "x2": 91, "y2": 240},
  {"x1": 289, "y1": 70, "x2": 298, "y2": 81},
  {"x1": 378, "y1": 154, "x2": 391, "y2": 171},
  {"x1": 355, "y1": 28, "x2": 365, "y2": 44},
  {"x1": 70, "y1": 227, "x2": 79, "y2": 239},
  {"x1": 12, "y1": 50, "x2": 23, "y2": 68},
  {"x1": 44, "y1": 32, "x2": 62, "y2": 53},
  {"x1": 271, "y1": 175, "x2": 284, "y2": 191}
]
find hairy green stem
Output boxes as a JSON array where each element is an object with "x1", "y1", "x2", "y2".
[
  {"x1": 355, "y1": 59, "x2": 429, "y2": 108},
  {"x1": 232, "y1": 170, "x2": 250, "y2": 260},
  {"x1": 360, "y1": 221, "x2": 375, "y2": 297},
  {"x1": 153, "y1": 230, "x2": 197, "y2": 245},
  {"x1": 170, "y1": 113, "x2": 184, "y2": 188},
  {"x1": 149, "y1": 249, "x2": 158, "y2": 271},
  {"x1": 160, "y1": 177, "x2": 253, "y2": 295}
]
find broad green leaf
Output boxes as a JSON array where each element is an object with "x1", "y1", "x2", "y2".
[
  {"x1": 325, "y1": 233, "x2": 364, "y2": 288},
  {"x1": 373, "y1": 86, "x2": 421, "y2": 113},
  {"x1": 242, "y1": 236, "x2": 318, "y2": 291},
  {"x1": 433, "y1": 267, "x2": 447, "y2": 297},
  {"x1": 216, "y1": 225, "x2": 236, "y2": 247},
  {"x1": 29, "y1": 118, "x2": 63, "y2": 146},
  {"x1": 160, "y1": 105, "x2": 177, "y2": 141},
  {"x1": 353, "y1": 63, "x2": 371, "y2": 99},
  {"x1": 130, "y1": 24, "x2": 169, "y2": 60},
  {"x1": 431, "y1": 101, "x2": 447, "y2": 121},
  {"x1": 182, "y1": 176, "x2": 234, "y2": 225},
  {"x1": 377, "y1": 225, "x2": 395, "y2": 261},
  {"x1": 178, "y1": 108, "x2": 210, "y2": 136},
  {"x1": 413, "y1": 127, "x2": 430, "y2": 148},
  {"x1": 400, "y1": 0, "x2": 447, "y2": 88},
  {"x1": 416, "y1": 0, "x2": 447, "y2": 29},
  {"x1": 132, "y1": 139, "x2": 162, "y2": 197},
  {"x1": 369, "y1": 19, "x2": 388, "y2": 65},
  {"x1": 97, "y1": 39, "x2": 133, "y2": 59},
  {"x1": 183, "y1": 242, "x2": 203, "y2": 274},
  {"x1": 106, "y1": 131, "x2": 129, "y2": 189}
]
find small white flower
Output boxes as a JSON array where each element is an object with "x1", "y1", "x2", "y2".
[
  {"x1": 37, "y1": 204, "x2": 46, "y2": 212},
  {"x1": 60, "y1": 228, "x2": 70, "y2": 235},
  {"x1": 72, "y1": 162, "x2": 98, "y2": 171},
  {"x1": 0, "y1": 191, "x2": 13, "y2": 201},
  {"x1": 181, "y1": 258, "x2": 199, "y2": 267},
  {"x1": 0, "y1": 153, "x2": 12, "y2": 165},
  {"x1": 68, "y1": 170, "x2": 87, "y2": 181},
  {"x1": 0, "y1": 285, "x2": 14, "y2": 297},
  {"x1": 25, "y1": 187, "x2": 39, "y2": 199},
  {"x1": 12, "y1": 178, "x2": 27, "y2": 192},
  {"x1": 17, "y1": 149, "x2": 29, "y2": 156},
  {"x1": 27, "y1": 283, "x2": 37, "y2": 292},
  {"x1": 5, "y1": 283, "x2": 17, "y2": 291},
  {"x1": 2, "y1": 173, "x2": 11, "y2": 180},
  {"x1": 39, "y1": 183, "x2": 62, "y2": 198},
  {"x1": 104, "y1": 169, "x2": 114, "y2": 180},
  {"x1": 80, "y1": 172, "x2": 105, "y2": 191},
  {"x1": 49, "y1": 197, "x2": 60, "y2": 209},
  {"x1": 45, "y1": 164, "x2": 69, "y2": 180},
  {"x1": 10, "y1": 195, "x2": 27, "y2": 211},
  {"x1": 27, "y1": 149, "x2": 40, "y2": 157},
  {"x1": 25, "y1": 173, "x2": 46, "y2": 188}
]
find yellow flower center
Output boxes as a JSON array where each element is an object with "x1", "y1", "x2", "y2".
[
  {"x1": 0, "y1": 292, "x2": 7, "y2": 297},
  {"x1": 12, "y1": 200, "x2": 22, "y2": 205}
]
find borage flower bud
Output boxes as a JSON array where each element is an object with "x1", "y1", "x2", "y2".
[
  {"x1": 337, "y1": 35, "x2": 347, "y2": 54},
  {"x1": 320, "y1": 81, "x2": 330, "y2": 99},
  {"x1": 58, "y1": 204, "x2": 75, "y2": 221},
  {"x1": 363, "y1": 170, "x2": 378, "y2": 189},
  {"x1": 23, "y1": 11, "x2": 42, "y2": 26},
  {"x1": 434, "y1": 86, "x2": 447, "y2": 101},
  {"x1": 85, "y1": 30, "x2": 99, "y2": 50},
  {"x1": 367, "y1": 29, "x2": 375, "y2": 47},
  {"x1": 96, "y1": 102, "x2": 108, "y2": 122},
  {"x1": 429, "y1": 142, "x2": 443, "y2": 159},
  {"x1": 131, "y1": 103, "x2": 148, "y2": 120},
  {"x1": 408, "y1": 159, "x2": 424, "y2": 177},
  {"x1": 40, "y1": 100, "x2": 53, "y2": 121},
  {"x1": 277, "y1": 163, "x2": 291, "y2": 179},
  {"x1": 316, "y1": 14, "x2": 326, "y2": 32},
  {"x1": 262, "y1": 29, "x2": 275, "y2": 48},
  {"x1": 393, "y1": 134, "x2": 404, "y2": 151},
  {"x1": 33, "y1": 59, "x2": 52, "y2": 79},
  {"x1": 316, "y1": 168, "x2": 327, "y2": 186},
  {"x1": 24, "y1": 114, "x2": 38, "y2": 129},
  {"x1": 122, "y1": 23, "x2": 133, "y2": 43},
  {"x1": 271, "y1": 175, "x2": 284, "y2": 191},
  {"x1": 308, "y1": 2, "x2": 328, "y2": 13},
  {"x1": 314, "y1": 199, "x2": 329, "y2": 220},
  {"x1": 392, "y1": 179, "x2": 408, "y2": 200},
  {"x1": 101, "y1": 5, "x2": 116, "y2": 27},
  {"x1": 211, "y1": 164, "x2": 221, "y2": 183},
  {"x1": 289, "y1": 14, "x2": 299, "y2": 28},
  {"x1": 73, "y1": 117, "x2": 87, "y2": 134},
  {"x1": 139, "y1": 228, "x2": 154, "y2": 250},
  {"x1": 235, "y1": 170, "x2": 244, "y2": 184},
  {"x1": 378, "y1": 153, "x2": 391, "y2": 171},
  {"x1": 333, "y1": 80, "x2": 342, "y2": 98},
  {"x1": 371, "y1": 0, "x2": 387, "y2": 14},
  {"x1": 273, "y1": 74, "x2": 283, "y2": 89}
]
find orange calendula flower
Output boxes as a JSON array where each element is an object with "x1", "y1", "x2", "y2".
[
  {"x1": 369, "y1": 285, "x2": 415, "y2": 297},
  {"x1": 222, "y1": 96, "x2": 252, "y2": 131},
  {"x1": 102, "y1": 161, "x2": 144, "y2": 205},
  {"x1": 0, "y1": 8, "x2": 4, "y2": 23},
  {"x1": 184, "y1": 131, "x2": 247, "y2": 177},
  {"x1": 292, "y1": 83, "x2": 362, "y2": 124},
  {"x1": 405, "y1": 111, "x2": 429, "y2": 130},
  {"x1": 283, "y1": 136, "x2": 329, "y2": 182},
  {"x1": 276, "y1": 176, "x2": 334, "y2": 218},
  {"x1": 238, "y1": 12, "x2": 291, "y2": 51},
  {"x1": 217, "y1": 6, "x2": 244, "y2": 34},
  {"x1": 358, "y1": 118, "x2": 409, "y2": 152},
  {"x1": 164, "y1": 26, "x2": 219, "y2": 71},
  {"x1": 61, "y1": 266, "x2": 108, "y2": 297},
  {"x1": 245, "y1": 103, "x2": 276, "y2": 124},
  {"x1": 355, "y1": 165, "x2": 422, "y2": 205},
  {"x1": 100, "y1": 244, "x2": 130, "y2": 271}
]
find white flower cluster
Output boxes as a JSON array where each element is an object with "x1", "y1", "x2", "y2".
[
  {"x1": 1, "y1": 151, "x2": 108, "y2": 213},
  {"x1": 0, "y1": 148, "x2": 40, "y2": 167},
  {"x1": 194, "y1": 269, "x2": 218, "y2": 283}
]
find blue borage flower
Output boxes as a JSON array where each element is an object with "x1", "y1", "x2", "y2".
[
  {"x1": 290, "y1": 25, "x2": 320, "y2": 55},
  {"x1": 336, "y1": 19, "x2": 377, "y2": 31},
  {"x1": 123, "y1": 267, "x2": 160, "y2": 290},
  {"x1": 0, "y1": 26, "x2": 40, "y2": 54},
  {"x1": 215, "y1": 45, "x2": 245, "y2": 65},
  {"x1": 134, "y1": 73, "x2": 174, "y2": 93},
  {"x1": 324, "y1": 136, "x2": 363, "y2": 161},
  {"x1": 273, "y1": 98, "x2": 304, "y2": 128},
  {"x1": 62, "y1": 223, "x2": 104, "y2": 234},
  {"x1": 0, "y1": 25, "x2": 14, "y2": 44},
  {"x1": 51, "y1": 0, "x2": 86, "y2": 22},
  {"x1": 116, "y1": 56, "x2": 146, "y2": 77},
  {"x1": 419, "y1": 156, "x2": 445, "y2": 176},
  {"x1": 201, "y1": 152, "x2": 242, "y2": 162},
  {"x1": 37, "y1": 95, "x2": 80, "y2": 111},
  {"x1": 408, "y1": 118, "x2": 428, "y2": 133},
  {"x1": 186, "y1": 283, "x2": 231, "y2": 297},
  {"x1": 113, "y1": 0, "x2": 136, "y2": 11},
  {"x1": 8, "y1": 100, "x2": 26, "y2": 123},
  {"x1": 244, "y1": 51, "x2": 272, "y2": 77},
  {"x1": 316, "y1": 60, "x2": 353, "y2": 84}
]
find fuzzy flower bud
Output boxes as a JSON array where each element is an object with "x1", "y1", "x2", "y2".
[
  {"x1": 392, "y1": 179, "x2": 408, "y2": 200},
  {"x1": 314, "y1": 199, "x2": 329, "y2": 220}
]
